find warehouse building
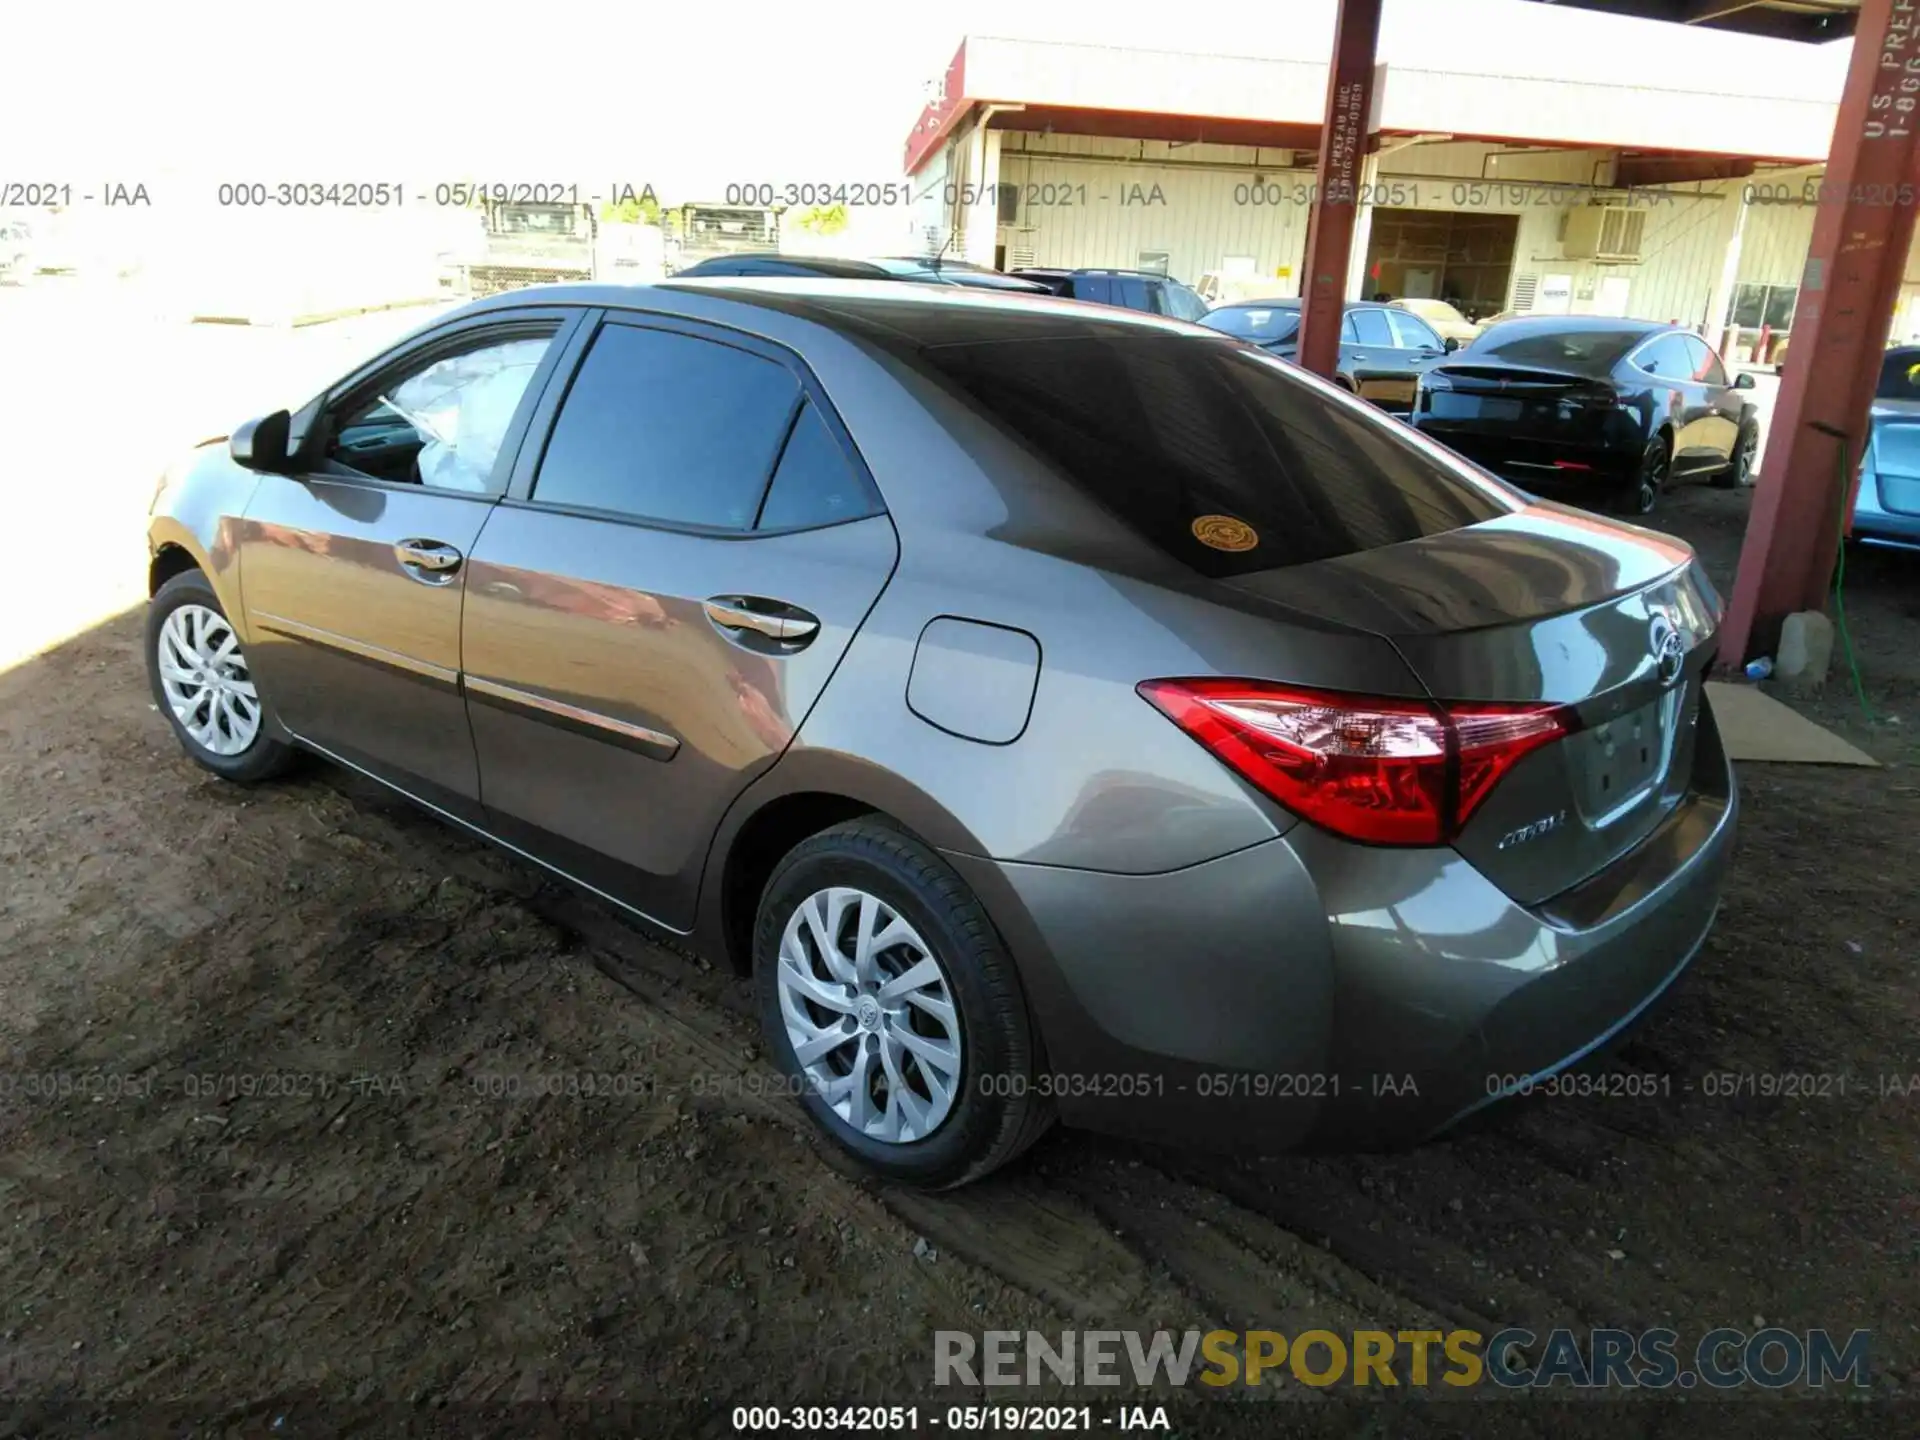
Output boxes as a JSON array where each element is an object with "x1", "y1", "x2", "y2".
[{"x1": 902, "y1": 9, "x2": 1899, "y2": 363}]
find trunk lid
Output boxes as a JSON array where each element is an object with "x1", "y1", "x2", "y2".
[
  {"x1": 1419, "y1": 361, "x2": 1617, "y2": 446},
  {"x1": 1224, "y1": 502, "x2": 1721, "y2": 905}
]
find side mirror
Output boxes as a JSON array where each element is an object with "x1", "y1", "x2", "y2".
[
  {"x1": 1444, "y1": 336, "x2": 1462, "y2": 352},
  {"x1": 230, "y1": 410, "x2": 292, "y2": 473},
  {"x1": 1733, "y1": 371, "x2": 1757, "y2": 390}
]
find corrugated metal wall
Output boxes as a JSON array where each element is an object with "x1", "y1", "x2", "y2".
[
  {"x1": 1735, "y1": 194, "x2": 1820, "y2": 288},
  {"x1": 996, "y1": 135, "x2": 1312, "y2": 288},
  {"x1": 997, "y1": 132, "x2": 1748, "y2": 324}
]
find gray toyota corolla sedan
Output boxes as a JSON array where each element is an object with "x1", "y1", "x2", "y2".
[{"x1": 145, "y1": 280, "x2": 1737, "y2": 1189}]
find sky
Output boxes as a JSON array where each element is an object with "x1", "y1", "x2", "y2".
[{"x1": 10, "y1": 0, "x2": 1852, "y2": 199}]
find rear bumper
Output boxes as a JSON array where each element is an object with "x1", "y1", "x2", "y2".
[
  {"x1": 951, "y1": 698, "x2": 1738, "y2": 1152},
  {"x1": 1854, "y1": 472, "x2": 1920, "y2": 546},
  {"x1": 1411, "y1": 419, "x2": 1635, "y2": 485}
]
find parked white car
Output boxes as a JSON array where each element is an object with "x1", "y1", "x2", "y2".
[{"x1": 1389, "y1": 297, "x2": 1482, "y2": 345}]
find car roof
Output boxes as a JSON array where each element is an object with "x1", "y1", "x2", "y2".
[
  {"x1": 1209, "y1": 298, "x2": 1397, "y2": 313},
  {"x1": 1011, "y1": 267, "x2": 1173, "y2": 278},
  {"x1": 455, "y1": 278, "x2": 1209, "y2": 347},
  {"x1": 1479, "y1": 314, "x2": 1668, "y2": 335},
  {"x1": 672, "y1": 255, "x2": 889, "y2": 279}
]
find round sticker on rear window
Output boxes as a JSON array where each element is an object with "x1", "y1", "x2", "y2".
[{"x1": 1191, "y1": 515, "x2": 1259, "y2": 552}]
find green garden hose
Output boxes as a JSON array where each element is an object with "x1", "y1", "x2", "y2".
[{"x1": 1831, "y1": 438, "x2": 1874, "y2": 721}]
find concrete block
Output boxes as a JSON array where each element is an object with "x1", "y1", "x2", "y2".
[{"x1": 1776, "y1": 610, "x2": 1835, "y2": 693}]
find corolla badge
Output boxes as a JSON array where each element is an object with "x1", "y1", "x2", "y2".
[
  {"x1": 1498, "y1": 811, "x2": 1566, "y2": 850},
  {"x1": 1648, "y1": 612, "x2": 1687, "y2": 685}
]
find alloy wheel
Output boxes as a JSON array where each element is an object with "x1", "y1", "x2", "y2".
[
  {"x1": 1736, "y1": 429, "x2": 1758, "y2": 485},
  {"x1": 775, "y1": 886, "x2": 963, "y2": 1144},
  {"x1": 1633, "y1": 444, "x2": 1668, "y2": 515},
  {"x1": 156, "y1": 604, "x2": 261, "y2": 756}
]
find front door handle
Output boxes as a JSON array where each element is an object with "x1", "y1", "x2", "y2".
[
  {"x1": 394, "y1": 538, "x2": 464, "y2": 581},
  {"x1": 703, "y1": 597, "x2": 819, "y2": 644}
]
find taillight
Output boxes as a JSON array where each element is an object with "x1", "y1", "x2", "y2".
[{"x1": 1137, "y1": 678, "x2": 1573, "y2": 847}]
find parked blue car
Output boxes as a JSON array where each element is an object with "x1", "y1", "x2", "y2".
[{"x1": 1857, "y1": 346, "x2": 1920, "y2": 551}]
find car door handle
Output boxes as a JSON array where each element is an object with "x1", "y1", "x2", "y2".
[
  {"x1": 703, "y1": 597, "x2": 819, "y2": 644},
  {"x1": 394, "y1": 538, "x2": 464, "y2": 579}
]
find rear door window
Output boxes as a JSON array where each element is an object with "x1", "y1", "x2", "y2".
[
  {"x1": 1111, "y1": 276, "x2": 1152, "y2": 310},
  {"x1": 1633, "y1": 335, "x2": 1692, "y2": 379},
  {"x1": 1074, "y1": 275, "x2": 1114, "y2": 305},
  {"x1": 755, "y1": 402, "x2": 880, "y2": 531},
  {"x1": 1348, "y1": 309, "x2": 1395, "y2": 347},
  {"x1": 1682, "y1": 335, "x2": 1729, "y2": 386},
  {"x1": 1386, "y1": 311, "x2": 1443, "y2": 351},
  {"x1": 901, "y1": 331, "x2": 1513, "y2": 577},
  {"x1": 531, "y1": 322, "x2": 799, "y2": 529}
]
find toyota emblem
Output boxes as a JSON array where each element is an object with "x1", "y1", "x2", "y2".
[{"x1": 1648, "y1": 613, "x2": 1686, "y2": 685}]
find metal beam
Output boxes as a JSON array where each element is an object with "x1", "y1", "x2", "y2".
[
  {"x1": 1296, "y1": 0, "x2": 1383, "y2": 380},
  {"x1": 1719, "y1": 0, "x2": 1920, "y2": 665}
]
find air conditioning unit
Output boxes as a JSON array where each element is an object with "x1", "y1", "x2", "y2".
[
  {"x1": 1510, "y1": 274, "x2": 1538, "y2": 312},
  {"x1": 1562, "y1": 205, "x2": 1646, "y2": 263}
]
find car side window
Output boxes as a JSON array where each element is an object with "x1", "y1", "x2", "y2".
[
  {"x1": 1112, "y1": 277, "x2": 1152, "y2": 310},
  {"x1": 1684, "y1": 335, "x2": 1729, "y2": 386},
  {"x1": 1349, "y1": 309, "x2": 1394, "y2": 346},
  {"x1": 1386, "y1": 311, "x2": 1442, "y2": 350},
  {"x1": 1140, "y1": 280, "x2": 1170, "y2": 315},
  {"x1": 530, "y1": 323, "x2": 799, "y2": 529},
  {"x1": 1636, "y1": 335, "x2": 1686, "y2": 378},
  {"x1": 1340, "y1": 313, "x2": 1359, "y2": 343},
  {"x1": 755, "y1": 402, "x2": 876, "y2": 531},
  {"x1": 328, "y1": 331, "x2": 557, "y2": 493},
  {"x1": 1075, "y1": 276, "x2": 1114, "y2": 305}
]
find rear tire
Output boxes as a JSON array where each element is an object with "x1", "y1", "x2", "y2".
[
  {"x1": 1619, "y1": 434, "x2": 1669, "y2": 517},
  {"x1": 753, "y1": 818, "x2": 1053, "y2": 1189},
  {"x1": 1714, "y1": 417, "x2": 1758, "y2": 489},
  {"x1": 146, "y1": 569, "x2": 298, "y2": 784}
]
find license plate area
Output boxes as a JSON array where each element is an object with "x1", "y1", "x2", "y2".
[
  {"x1": 1360, "y1": 378, "x2": 1416, "y2": 406},
  {"x1": 1573, "y1": 689, "x2": 1686, "y2": 823},
  {"x1": 1430, "y1": 393, "x2": 1520, "y2": 421}
]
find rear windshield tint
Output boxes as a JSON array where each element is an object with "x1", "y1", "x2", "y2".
[
  {"x1": 1468, "y1": 326, "x2": 1645, "y2": 373},
  {"x1": 1200, "y1": 305, "x2": 1301, "y2": 344},
  {"x1": 907, "y1": 332, "x2": 1513, "y2": 577}
]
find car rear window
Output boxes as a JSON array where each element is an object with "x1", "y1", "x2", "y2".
[
  {"x1": 1200, "y1": 306, "x2": 1301, "y2": 344},
  {"x1": 1877, "y1": 349, "x2": 1920, "y2": 400},
  {"x1": 1468, "y1": 326, "x2": 1646, "y2": 373},
  {"x1": 905, "y1": 332, "x2": 1513, "y2": 577}
]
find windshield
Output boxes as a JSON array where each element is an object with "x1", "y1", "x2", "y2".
[
  {"x1": 1467, "y1": 325, "x2": 1646, "y2": 373},
  {"x1": 1199, "y1": 305, "x2": 1302, "y2": 345}
]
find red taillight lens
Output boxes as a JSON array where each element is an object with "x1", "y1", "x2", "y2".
[{"x1": 1137, "y1": 678, "x2": 1571, "y2": 847}]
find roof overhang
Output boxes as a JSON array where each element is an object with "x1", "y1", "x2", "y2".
[{"x1": 905, "y1": 33, "x2": 1844, "y2": 176}]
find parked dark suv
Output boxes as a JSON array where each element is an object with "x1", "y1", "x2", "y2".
[{"x1": 1011, "y1": 267, "x2": 1210, "y2": 320}]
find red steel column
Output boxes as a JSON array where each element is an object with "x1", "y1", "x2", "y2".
[
  {"x1": 1719, "y1": 0, "x2": 1920, "y2": 665},
  {"x1": 1296, "y1": 0, "x2": 1383, "y2": 380}
]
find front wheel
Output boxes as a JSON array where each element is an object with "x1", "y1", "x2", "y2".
[
  {"x1": 1714, "y1": 418, "x2": 1759, "y2": 489},
  {"x1": 146, "y1": 569, "x2": 298, "y2": 784},
  {"x1": 754, "y1": 818, "x2": 1053, "y2": 1189}
]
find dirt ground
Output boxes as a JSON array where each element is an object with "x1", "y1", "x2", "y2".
[{"x1": 2, "y1": 343, "x2": 1918, "y2": 1432}]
